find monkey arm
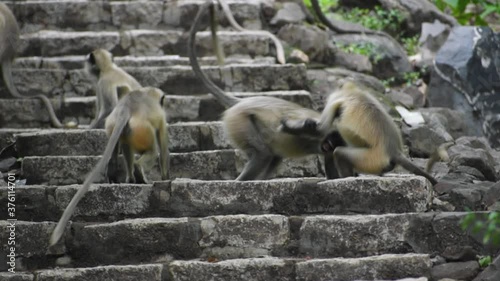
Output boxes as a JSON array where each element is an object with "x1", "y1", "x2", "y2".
[{"x1": 279, "y1": 118, "x2": 322, "y2": 137}]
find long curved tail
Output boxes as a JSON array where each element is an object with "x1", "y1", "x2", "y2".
[
  {"x1": 218, "y1": 0, "x2": 285, "y2": 64},
  {"x1": 2, "y1": 61, "x2": 77, "y2": 128},
  {"x1": 188, "y1": 0, "x2": 239, "y2": 108},
  {"x1": 394, "y1": 154, "x2": 438, "y2": 185},
  {"x1": 49, "y1": 110, "x2": 129, "y2": 247}
]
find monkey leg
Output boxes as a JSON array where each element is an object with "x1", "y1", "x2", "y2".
[
  {"x1": 237, "y1": 153, "x2": 275, "y2": 181},
  {"x1": 259, "y1": 156, "x2": 283, "y2": 180},
  {"x1": 324, "y1": 153, "x2": 340, "y2": 179},
  {"x1": 121, "y1": 142, "x2": 136, "y2": 183},
  {"x1": 106, "y1": 144, "x2": 120, "y2": 183}
]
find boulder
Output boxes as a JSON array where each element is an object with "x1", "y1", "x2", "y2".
[{"x1": 428, "y1": 26, "x2": 500, "y2": 148}]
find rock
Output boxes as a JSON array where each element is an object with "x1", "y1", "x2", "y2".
[
  {"x1": 403, "y1": 86, "x2": 426, "y2": 108},
  {"x1": 377, "y1": 0, "x2": 458, "y2": 34},
  {"x1": 448, "y1": 137, "x2": 497, "y2": 182},
  {"x1": 413, "y1": 20, "x2": 451, "y2": 68},
  {"x1": 278, "y1": 24, "x2": 336, "y2": 64},
  {"x1": 333, "y1": 33, "x2": 412, "y2": 79},
  {"x1": 442, "y1": 246, "x2": 478, "y2": 262},
  {"x1": 333, "y1": 49, "x2": 373, "y2": 73},
  {"x1": 270, "y1": 2, "x2": 306, "y2": 27},
  {"x1": 431, "y1": 261, "x2": 480, "y2": 281},
  {"x1": 428, "y1": 26, "x2": 500, "y2": 148}
]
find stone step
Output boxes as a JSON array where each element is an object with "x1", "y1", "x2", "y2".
[
  {"x1": 0, "y1": 90, "x2": 313, "y2": 128},
  {"x1": 20, "y1": 150, "x2": 323, "y2": 185},
  {"x1": 14, "y1": 55, "x2": 276, "y2": 70},
  {"x1": 18, "y1": 30, "x2": 275, "y2": 58},
  {"x1": 0, "y1": 213, "x2": 486, "y2": 269},
  {"x1": 0, "y1": 177, "x2": 432, "y2": 222},
  {"x1": 9, "y1": 0, "x2": 265, "y2": 33},
  {"x1": 0, "y1": 255, "x2": 431, "y2": 281},
  {"x1": 15, "y1": 122, "x2": 231, "y2": 156},
  {"x1": 1, "y1": 63, "x2": 307, "y2": 98}
]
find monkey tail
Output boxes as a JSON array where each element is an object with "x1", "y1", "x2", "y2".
[
  {"x1": 209, "y1": 3, "x2": 225, "y2": 65},
  {"x1": 393, "y1": 154, "x2": 438, "y2": 185},
  {"x1": 2, "y1": 61, "x2": 77, "y2": 129},
  {"x1": 218, "y1": 0, "x2": 285, "y2": 64},
  {"x1": 425, "y1": 141, "x2": 453, "y2": 173},
  {"x1": 49, "y1": 110, "x2": 130, "y2": 247},
  {"x1": 188, "y1": 0, "x2": 239, "y2": 108},
  {"x1": 2, "y1": 60, "x2": 23, "y2": 98}
]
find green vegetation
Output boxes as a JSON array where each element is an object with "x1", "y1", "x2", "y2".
[
  {"x1": 401, "y1": 35, "x2": 419, "y2": 56},
  {"x1": 341, "y1": 6, "x2": 405, "y2": 35},
  {"x1": 479, "y1": 255, "x2": 493, "y2": 268},
  {"x1": 337, "y1": 42, "x2": 383, "y2": 63},
  {"x1": 433, "y1": 0, "x2": 500, "y2": 26},
  {"x1": 461, "y1": 211, "x2": 500, "y2": 245},
  {"x1": 303, "y1": 0, "x2": 338, "y2": 13}
]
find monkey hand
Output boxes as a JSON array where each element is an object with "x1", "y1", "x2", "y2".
[{"x1": 278, "y1": 118, "x2": 319, "y2": 136}]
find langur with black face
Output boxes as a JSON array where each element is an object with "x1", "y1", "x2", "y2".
[
  {"x1": 280, "y1": 80, "x2": 445, "y2": 185},
  {"x1": 189, "y1": 0, "x2": 344, "y2": 180},
  {"x1": 0, "y1": 3, "x2": 76, "y2": 128},
  {"x1": 49, "y1": 87, "x2": 170, "y2": 247},
  {"x1": 86, "y1": 48, "x2": 142, "y2": 129}
]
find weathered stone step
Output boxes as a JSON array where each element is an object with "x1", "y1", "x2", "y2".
[
  {"x1": 9, "y1": 0, "x2": 264, "y2": 33},
  {"x1": 18, "y1": 30, "x2": 274, "y2": 58},
  {"x1": 14, "y1": 55, "x2": 276, "y2": 70},
  {"x1": 2, "y1": 63, "x2": 306, "y2": 98},
  {"x1": 0, "y1": 90, "x2": 313, "y2": 128},
  {"x1": 0, "y1": 177, "x2": 432, "y2": 222},
  {"x1": 15, "y1": 123, "x2": 231, "y2": 156},
  {"x1": 0, "y1": 213, "x2": 487, "y2": 270},
  {"x1": 0, "y1": 255, "x2": 431, "y2": 281},
  {"x1": 20, "y1": 150, "x2": 323, "y2": 185}
]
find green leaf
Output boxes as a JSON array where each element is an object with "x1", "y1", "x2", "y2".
[
  {"x1": 480, "y1": 5, "x2": 498, "y2": 19},
  {"x1": 479, "y1": 256, "x2": 492, "y2": 267}
]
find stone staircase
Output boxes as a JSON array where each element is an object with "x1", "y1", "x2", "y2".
[{"x1": 0, "y1": 0, "x2": 492, "y2": 280}]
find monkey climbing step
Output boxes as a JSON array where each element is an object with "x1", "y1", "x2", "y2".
[
  {"x1": 0, "y1": 177, "x2": 432, "y2": 222},
  {"x1": 0, "y1": 63, "x2": 307, "y2": 98},
  {"x1": 9, "y1": 0, "x2": 266, "y2": 33},
  {"x1": 0, "y1": 90, "x2": 313, "y2": 128},
  {"x1": 18, "y1": 30, "x2": 278, "y2": 58},
  {"x1": 0, "y1": 255, "x2": 431, "y2": 281},
  {"x1": 0, "y1": 211, "x2": 487, "y2": 270}
]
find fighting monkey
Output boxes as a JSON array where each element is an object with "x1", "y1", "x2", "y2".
[
  {"x1": 0, "y1": 3, "x2": 76, "y2": 128},
  {"x1": 49, "y1": 87, "x2": 169, "y2": 247},
  {"x1": 189, "y1": 0, "x2": 342, "y2": 180},
  {"x1": 86, "y1": 48, "x2": 141, "y2": 129},
  {"x1": 280, "y1": 80, "x2": 441, "y2": 185}
]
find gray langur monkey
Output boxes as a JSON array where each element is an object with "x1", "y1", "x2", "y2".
[
  {"x1": 49, "y1": 87, "x2": 170, "y2": 247},
  {"x1": 189, "y1": 0, "x2": 343, "y2": 180},
  {"x1": 0, "y1": 3, "x2": 76, "y2": 128},
  {"x1": 280, "y1": 80, "x2": 441, "y2": 185},
  {"x1": 86, "y1": 48, "x2": 141, "y2": 129}
]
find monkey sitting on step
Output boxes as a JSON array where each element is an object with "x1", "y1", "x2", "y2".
[
  {"x1": 280, "y1": 80, "x2": 444, "y2": 185},
  {"x1": 86, "y1": 48, "x2": 142, "y2": 129},
  {"x1": 49, "y1": 87, "x2": 170, "y2": 247}
]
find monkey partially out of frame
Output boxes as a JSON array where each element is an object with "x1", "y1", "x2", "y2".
[
  {"x1": 280, "y1": 80, "x2": 442, "y2": 185},
  {"x1": 86, "y1": 48, "x2": 142, "y2": 129},
  {"x1": 189, "y1": 1, "x2": 344, "y2": 180},
  {"x1": 0, "y1": 3, "x2": 76, "y2": 128},
  {"x1": 49, "y1": 87, "x2": 170, "y2": 247}
]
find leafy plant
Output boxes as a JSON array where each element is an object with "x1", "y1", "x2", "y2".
[
  {"x1": 341, "y1": 6, "x2": 404, "y2": 35},
  {"x1": 402, "y1": 35, "x2": 419, "y2": 56},
  {"x1": 338, "y1": 42, "x2": 383, "y2": 63},
  {"x1": 303, "y1": 0, "x2": 339, "y2": 13},
  {"x1": 403, "y1": 71, "x2": 421, "y2": 86},
  {"x1": 433, "y1": 0, "x2": 500, "y2": 26},
  {"x1": 479, "y1": 256, "x2": 493, "y2": 268},
  {"x1": 461, "y1": 211, "x2": 500, "y2": 245}
]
